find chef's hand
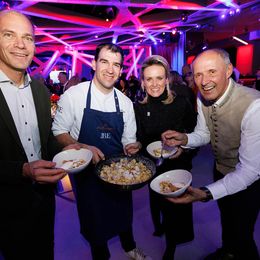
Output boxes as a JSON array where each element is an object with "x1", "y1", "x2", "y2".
[
  {"x1": 161, "y1": 130, "x2": 188, "y2": 147},
  {"x1": 124, "y1": 142, "x2": 142, "y2": 156},
  {"x1": 63, "y1": 142, "x2": 105, "y2": 164},
  {"x1": 62, "y1": 143, "x2": 82, "y2": 151},
  {"x1": 85, "y1": 145, "x2": 105, "y2": 164},
  {"x1": 166, "y1": 186, "x2": 208, "y2": 204},
  {"x1": 22, "y1": 160, "x2": 67, "y2": 184}
]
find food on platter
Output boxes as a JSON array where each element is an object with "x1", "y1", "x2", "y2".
[{"x1": 100, "y1": 158, "x2": 152, "y2": 185}]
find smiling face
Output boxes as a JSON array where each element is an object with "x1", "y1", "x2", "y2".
[
  {"x1": 193, "y1": 50, "x2": 233, "y2": 101},
  {"x1": 92, "y1": 47, "x2": 122, "y2": 94},
  {"x1": 0, "y1": 11, "x2": 35, "y2": 79},
  {"x1": 142, "y1": 64, "x2": 168, "y2": 98}
]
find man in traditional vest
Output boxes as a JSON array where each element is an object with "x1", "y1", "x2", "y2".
[{"x1": 162, "y1": 48, "x2": 260, "y2": 260}]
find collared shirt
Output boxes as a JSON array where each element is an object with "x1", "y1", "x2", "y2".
[
  {"x1": 52, "y1": 81, "x2": 137, "y2": 146},
  {"x1": 0, "y1": 71, "x2": 41, "y2": 162},
  {"x1": 186, "y1": 79, "x2": 260, "y2": 199}
]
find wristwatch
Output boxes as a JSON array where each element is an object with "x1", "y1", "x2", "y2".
[{"x1": 199, "y1": 187, "x2": 213, "y2": 202}]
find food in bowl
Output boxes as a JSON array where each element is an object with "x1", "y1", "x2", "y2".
[
  {"x1": 53, "y1": 148, "x2": 93, "y2": 174},
  {"x1": 150, "y1": 169, "x2": 192, "y2": 197},
  {"x1": 62, "y1": 159, "x2": 86, "y2": 169},
  {"x1": 153, "y1": 148, "x2": 172, "y2": 157},
  {"x1": 100, "y1": 158, "x2": 152, "y2": 185},
  {"x1": 159, "y1": 181, "x2": 184, "y2": 193},
  {"x1": 146, "y1": 141, "x2": 177, "y2": 159}
]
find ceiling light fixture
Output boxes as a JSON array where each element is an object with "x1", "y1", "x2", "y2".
[
  {"x1": 232, "y1": 36, "x2": 248, "y2": 45},
  {"x1": 181, "y1": 12, "x2": 188, "y2": 22},
  {"x1": 220, "y1": 13, "x2": 226, "y2": 19},
  {"x1": 172, "y1": 28, "x2": 177, "y2": 35}
]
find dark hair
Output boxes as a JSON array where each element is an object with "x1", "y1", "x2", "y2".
[
  {"x1": 59, "y1": 71, "x2": 67, "y2": 77},
  {"x1": 94, "y1": 43, "x2": 124, "y2": 67}
]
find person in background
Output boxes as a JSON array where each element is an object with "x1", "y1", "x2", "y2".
[
  {"x1": 128, "y1": 55, "x2": 197, "y2": 260},
  {"x1": 182, "y1": 64, "x2": 198, "y2": 93},
  {"x1": 56, "y1": 71, "x2": 68, "y2": 95},
  {"x1": 162, "y1": 49, "x2": 260, "y2": 260},
  {"x1": 0, "y1": 10, "x2": 68, "y2": 260},
  {"x1": 182, "y1": 64, "x2": 198, "y2": 110},
  {"x1": 52, "y1": 43, "x2": 151, "y2": 260},
  {"x1": 182, "y1": 64, "x2": 194, "y2": 88},
  {"x1": 64, "y1": 74, "x2": 80, "y2": 91},
  {"x1": 169, "y1": 70, "x2": 196, "y2": 111},
  {"x1": 128, "y1": 74, "x2": 143, "y2": 103}
]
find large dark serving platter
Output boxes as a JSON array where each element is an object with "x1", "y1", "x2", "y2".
[{"x1": 95, "y1": 154, "x2": 156, "y2": 191}]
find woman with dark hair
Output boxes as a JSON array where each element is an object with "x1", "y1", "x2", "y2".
[{"x1": 128, "y1": 55, "x2": 197, "y2": 259}]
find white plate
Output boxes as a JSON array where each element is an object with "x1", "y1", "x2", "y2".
[
  {"x1": 53, "y1": 148, "x2": 93, "y2": 174},
  {"x1": 146, "y1": 141, "x2": 178, "y2": 159},
  {"x1": 150, "y1": 169, "x2": 192, "y2": 197}
]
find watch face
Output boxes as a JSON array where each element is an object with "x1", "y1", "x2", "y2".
[{"x1": 200, "y1": 187, "x2": 213, "y2": 202}]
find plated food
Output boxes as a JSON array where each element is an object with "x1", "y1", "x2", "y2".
[
  {"x1": 150, "y1": 169, "x2": 192, "y2": 197},
  {"x1": 146, "y1": 141, "x2": 177, "y2": 159},
  {"x1": 153, "y1": 148, "x2": 172, "y2": 157},
  {"x1": 159, "y1": 181, "x2": 183, "y2": 193},
  {"x1": 62, "y1": 159, "x2": 87, "y2": 170},
  {"x1": 53, "y1": 148, "x2": 93, "y2": 174},
  {"x1": 96, "y1": 155, "x2": 156, "y2": 191}
]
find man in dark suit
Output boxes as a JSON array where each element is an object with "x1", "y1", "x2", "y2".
[
  {"x1": 57, "y1": 71, "x2": 68, "y2": 95},
  {"x1": 0, "y1": 10, "x2": 67, "y2": 260}
]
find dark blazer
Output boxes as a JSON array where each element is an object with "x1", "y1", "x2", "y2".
[{"x1": 0, "y1": 79, "x2": 61, "y2": 218}]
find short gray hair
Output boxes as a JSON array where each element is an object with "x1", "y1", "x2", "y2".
[
  {"x1": 192, "y1": 48, "x2": 231, "y2": 70},
  {"x1": 0, "y1": 10, "x2": 35, "y2": 35}
]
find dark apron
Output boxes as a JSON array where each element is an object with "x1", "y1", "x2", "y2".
[{"x1": 72, "y1": 82, "x2": 133, "y2": 245}]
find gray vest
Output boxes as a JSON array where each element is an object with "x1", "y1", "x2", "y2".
[{"x1": 201, "y1": 79, "x2": 260, "y2": 175}]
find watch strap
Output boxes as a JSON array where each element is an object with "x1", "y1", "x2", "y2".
[{"x1": 199, "y1": 186, "x2": 213, "y2": 202}]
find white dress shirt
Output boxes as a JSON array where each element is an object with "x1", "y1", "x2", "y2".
[
  {"x1": 187, "y1": 80, "x2": 260, "y2": 200},
  {"x1": 52, "y1": 81, "x2": 137, "y2": 146},
  {"x1": 0, "y1": 71, "x2": 41, "y2": 162}
]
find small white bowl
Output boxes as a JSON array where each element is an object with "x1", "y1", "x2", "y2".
[
  {"x1": 146, "y1": 141, "x2": 177, "y2": 159},
  {"x1": 150, "y1": 169, "x2": 192, "y2": 197},
  {"x1": 53, "y1": 148, "x2": 93, "y2": 174}
]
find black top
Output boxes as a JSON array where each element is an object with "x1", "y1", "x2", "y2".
[{"x1": 134, "y1": 90, "x2": 197, "y2": 173}]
